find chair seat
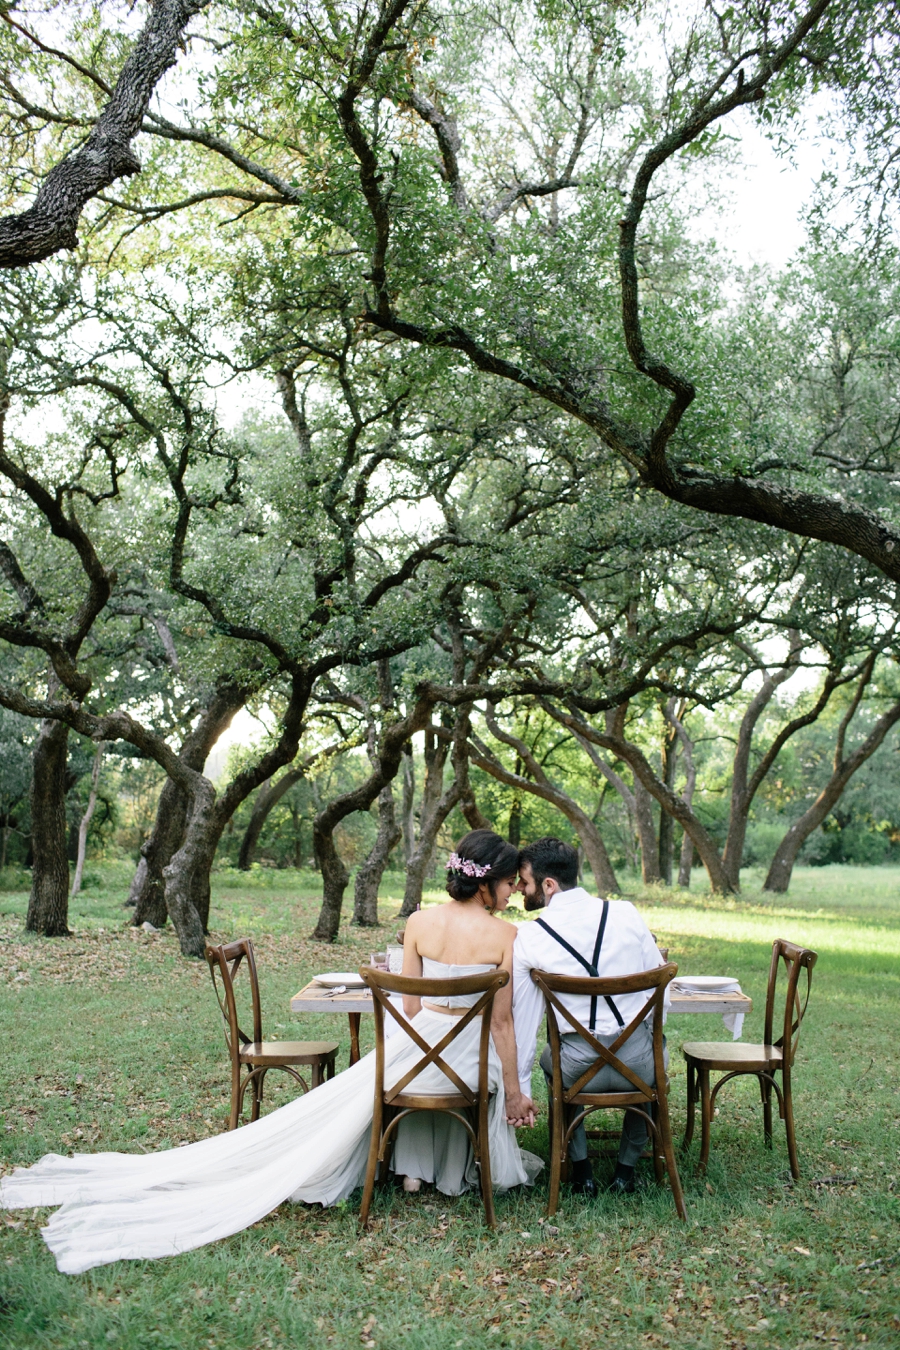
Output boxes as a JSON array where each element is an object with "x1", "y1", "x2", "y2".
[
  {"x1": 240, "y1": 1040, "x2": 339, "y2": 1065},
  {"x1": 570, "y1": 1089, "x2": 653, "y2": 1108},
  {"x1": 682, "y1": 1041, "x2": 783, "y2": 1070},
  {"x1": 389, "y1": 1092, "x2": 475, "y2": 1110}
]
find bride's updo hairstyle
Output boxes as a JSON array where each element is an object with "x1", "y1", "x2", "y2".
[{"x1": 445, "y1": 829, "x2": 519, "y2": 904}]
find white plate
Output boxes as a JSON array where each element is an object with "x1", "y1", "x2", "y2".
[
  {"x1": 312, "y1": 971, "x2": 366, "y2": 989},
  {"x1": 672, "y1": 975, "x2": 740, "y2": 991}
]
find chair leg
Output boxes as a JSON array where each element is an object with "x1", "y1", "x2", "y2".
[
  {"x1": 648, "y1": 1104, "x2": 665, "y2": 1184},
  {"x1": 359, "y1": 1101, "x2": 383, "y2": 1229},
  {"x1": 250, "y1": 1068, "x2": 265, "y2": 1123},
  {"x1": 698, "y1": 1066, "x2": 712, "y2": 1173},
  {"x1": 546, "y1": 1098, "x2": 564, "y2": 1218},
  {"x1": 380, "y1": 1106, "x2": 397, "y2": 1186},
  {"x1": 327, "y1": 1055, "x2": 336, "y2": 1081},
  {"x1": 478, "y1": 1096, "x2": 496, "y2": 1229},
  {"x1": 760, "y1": 1073, "x2": 773, "y2": 1149},
  {"x1": 682, "y1": 1059, "x2": 696, "y2": 1151},
  {"x1": 782, "y1": 1074, "x2": 800, "y2": 1180},
  {"x1": 229, "y1": 1063, "x2": 241, "y2": 1131},
  {"x1": 311, "y1": 1060, "x2": 322, "y2": 1089},
  {"x1": 655, "y1": 1091, "x2": 688, "y2": 1221}
]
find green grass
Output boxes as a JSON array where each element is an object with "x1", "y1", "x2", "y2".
[{"x1": 0, "y1": 864, "x2": 897, "y2": 1349}]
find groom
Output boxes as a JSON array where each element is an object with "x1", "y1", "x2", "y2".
[{"x1": 512, "y1": 837, "x2": 669, "y2": 1196}]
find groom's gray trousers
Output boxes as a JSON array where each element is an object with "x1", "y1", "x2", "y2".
[{"x1": 539, "y1": 1022, "x2": 667, "y2": 1167}]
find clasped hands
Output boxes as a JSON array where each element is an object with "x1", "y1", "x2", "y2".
[{"x1": 505, "y1": 1089, "x2": 538, "y2": 1129}]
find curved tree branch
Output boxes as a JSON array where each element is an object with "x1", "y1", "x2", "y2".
[{"x1": 0, "y1": 0, "x2": 208, "y2": 268}]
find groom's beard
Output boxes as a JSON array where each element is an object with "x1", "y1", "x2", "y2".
[{"x1": 522, "y1": 884, "x2": 545, "y2": 912}]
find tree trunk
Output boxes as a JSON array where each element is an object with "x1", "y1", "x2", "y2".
[
  {"x1": 507, "y1": 794, "x2": 522, "y2": 846},
  {"x1": 132, "y1": 777, "x2": 190, "y2": 928},
  {"x1": 70, "y1": 742, "x2": 103, "y2": 898},
  {"x1": 399, "y1": 722, "x2": 454, "y2": 918},
  {"x1": 677, "y1": 835, "x2": 695, "y2": 888},
  {"x1": 130, "y1": 681, "x2": 249, "y2": 928},
  {"x1": 570, "y1": 812, "x2": 619, "y2": 896},
  {"x1": 352, "y1": 784, "x2": 401, "y2": 926},
  {"x1": 764, "y1": 694, "x2": 900, "y2": 892},
  {"x1": 634, "y1": 779, "x2": 662, "y2": 884},
  {"x1": 658, "y1": 714, "x2": 678, "y2": 884},
  {"x1": 25, "y1": 717, "x2": 71, "y2": 936},
  {"x1": 238, "y1": 768, "x2": 304, "y2": 869},
  {"x1": 666, "y1": 706, "x2": 696, "y2": 888},
  {"x1": 160, "y1": 778, "x2": 219, "y2": 958},
  {"x1": 312, "y1": 819, "x2": 351, "y2": 939},
  {"x1": 401, "y1": 741, "x2": 416, "y2": 864},
  {"x1": 125, "y1": 854, "x2": 147, "y2": 908}
]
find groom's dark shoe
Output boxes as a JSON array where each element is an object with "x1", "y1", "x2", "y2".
[
  {"x1": 570, "y1": 1159, "x2": 597, "y2": 1197},
  {"x1": 607, "y1": 1164, "x2": 636, "y2": 1195}
]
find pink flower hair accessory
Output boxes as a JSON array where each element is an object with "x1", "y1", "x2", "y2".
[{"x1": 445, "y1": 852, "x2": 491, "y2": 879}]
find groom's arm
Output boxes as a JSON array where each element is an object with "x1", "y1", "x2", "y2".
[{"x1": 512, "y1": 928, "x2": 544, "y2": 1098}]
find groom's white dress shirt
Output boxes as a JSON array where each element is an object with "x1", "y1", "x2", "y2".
[{"x1": 512, "y1": 887, "x2": 668, "y2": 1097}]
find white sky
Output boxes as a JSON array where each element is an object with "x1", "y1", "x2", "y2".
[{"x1": 709, "y1": 115, "x2": 813, "y2": 268}]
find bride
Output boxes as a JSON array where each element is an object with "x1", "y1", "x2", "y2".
[{"x1": 0, "y1": 831, "x2": 540, "y2": 1274}]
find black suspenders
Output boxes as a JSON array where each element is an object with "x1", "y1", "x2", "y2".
[{"x1": 536, "y1": 900, "x2": 624, "y2": 1030}]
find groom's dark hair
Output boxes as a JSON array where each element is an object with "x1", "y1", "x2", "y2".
[{"x1": 518, "y1": 836, "x2": 579, "y2": 891}]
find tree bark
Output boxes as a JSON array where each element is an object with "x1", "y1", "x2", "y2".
[
  {"x1": 25, "y1": 717, "x2": 71, "y2": 936},
  {"x1": 764, "y1": 681, "x2": 900, "y2": 892},
  {"x1": 399, "y1": 721, "x2": 456, "y2": 918},
  {"x1": 132, "y1": 777, "x2": 189, "y2": 928},
  {"x1": 673, "y1": 726, "x2": 697, "y2": 888},
  {"x1": 633, "y1": 779, "x2": 662, "y2": 885},
  {"x1": 125, "y1": 854, "x2": 147, "y2": 908},
  {"x1": 70, "y1": 742, "x2": 104, "y2": 898},
  {"x1": 0, "y1": 0, "x2": 207, "y2": 268},
  {"x1": 352, "y1": 783, "x2": 401, "y2": 926},
  {"x1": 400, "y1": 741, "x2": 416, "y2": 863},
  {"x1": 160, "y1": 776, "x2": 218, "y2": 957},
  {"x1": 508, "y1": 794, "x2": 522, "y2": 846},
  {"x1": 131, "y1": 680, "x2": 248, "y2": 928},
  {"x1": 658, "y1": 709, "x2": 678, "y2": 884},
  {"x1": 238, "y1": 768, "x2": 304, "y2": 869}
]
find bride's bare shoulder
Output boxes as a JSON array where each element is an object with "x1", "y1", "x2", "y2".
[{"x1": 405, "y1": 903, "x2": 452, "y2": 936}]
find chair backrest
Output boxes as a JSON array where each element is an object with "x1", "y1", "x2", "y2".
[
  {"x1": 206, "y1": 939, "x2": 263, "y2": 1067},
  {"x1": 359, "y1": 967, "x2": 509, "y2": 1107},
  {"x1": 763, "y1": 939, "x2": 817, "y2": 1065},
  {"x1": 531, "y1": 963, "x2": 678, "y2": 1103}
]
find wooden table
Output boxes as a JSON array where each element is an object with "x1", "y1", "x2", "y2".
[{"x1": 290, "y1": 981, "x2": 753, "y2": 1066}]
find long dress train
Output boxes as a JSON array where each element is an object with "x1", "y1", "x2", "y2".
[{"x1": 0, "y1": 961, "x2": 541, "y2": 1274}]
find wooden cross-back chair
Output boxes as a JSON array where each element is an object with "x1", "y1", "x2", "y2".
[
  {"x1": 205, "y1": 939, "x2": 338, "y2": 1130},
  {"x1": 532, "y1": 963, "x2": 687, "y2": 1220},
  {"x1": 682, "y1": 938, "x2": 817, "y2": 1178},
  {"x1": 358, "y1": 966, "x2": 509, "y2": 1229}
]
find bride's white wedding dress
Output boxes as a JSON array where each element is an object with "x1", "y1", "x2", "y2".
[{"x1": 0, "y1": 961, "x2": 541, "y2": 1274}]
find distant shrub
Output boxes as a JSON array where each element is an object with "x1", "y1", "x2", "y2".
[
  {"x1": 0, "y1": 866, "x2": 30, "y2": 892},
  {"x1": 742, "y1": 822, "x2": 788, "y2": 868}
]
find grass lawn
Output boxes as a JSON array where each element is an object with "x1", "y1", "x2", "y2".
[{"x1": 0, "y1": 862, "x2": 897, "y2": 1350}]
